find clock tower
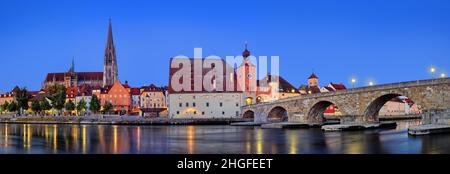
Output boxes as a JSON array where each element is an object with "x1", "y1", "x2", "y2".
[{"x1": 237, "y1": 43, "x2": 257, "y2": 105}]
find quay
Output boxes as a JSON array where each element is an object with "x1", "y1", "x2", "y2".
[
  {"x1": 260, "y1": 122, "x2": 313, "y2": 129},
  {"x1": 230, "y1": 122, "x2": 262, "y2": 126},
  {"x1": 0, "y1": 115, "x2": 252, "y2": 125},
  {"x1": 408, "y1": 124, "x2": 450, "y2": 135},
  {"x1": 321, "y1": 122, "x2": 397, "y2": 132}
]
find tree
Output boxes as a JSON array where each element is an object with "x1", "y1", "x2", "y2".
[
  {"x1": 65, "y1": 100, "x2": 75, "y2": 115},
  {"x1": 77, "y1": 99, "x2": 87, "y2": 115},
  {"x1": 0, "y1": 101, "x2": 8, "y2": 114},
  {"x1": 89, "y1": 94, "x2": 101, "y2": 114},
  {"x1": 103, "y1": 101, "x2": 113, "y2": 115},
  {"x1": 7, "y1": 101, "x2": 18, "y2": 113},
  {"x1": 48, "y1": 84, "x2": 66, "y2": 115},
  {"x1": 40, "y1": 99, "x2": 52, "y2": 115},
  {"x1": 31, "y1": 100, "x2": 41, "y2": 115},
  {"x1": 14, "y1": 87, "x2": 29, "y2": 115}
]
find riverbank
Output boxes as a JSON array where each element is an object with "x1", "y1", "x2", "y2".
[{"x1": 0, "y1": 115, "x2": 252, "y2": 125}]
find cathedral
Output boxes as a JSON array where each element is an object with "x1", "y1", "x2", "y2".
[{"x1": 43, "y1": 19, "x2": 119, "y2": 89}]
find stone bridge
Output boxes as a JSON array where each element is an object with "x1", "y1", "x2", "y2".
[{"x1": 242, "y1": 78, "x2": 450, "y2": 124}]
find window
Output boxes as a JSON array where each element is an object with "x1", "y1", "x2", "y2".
[
  {"x1": 186, "y1": 102, "x2": 189, "y2": 107},
  {"x1": 193, "y1": 102, "x2": 196, "y2": 107},
  {"x1": 222, "y1": 111, "x2": 225, "y2": 115},
  {"x1": 206, "y1": 102, "x2": 209, "y2": 107},
  {"x1": 176, "y1": 111, "x2": 179, "y2": 114},
  {"x1": 236, "y1": 103, "x2": 239, "y2": 107},
  {"x1": 179, "y1": 103, "x2": 182, "y2": 107},
  {"x1": 236, "y1": 111, "x2": 239, "y2": 117},
  {"x1": 202, "y1": 112, "x2": 205, "y2": 115},
  {"x1": 220, "y1": 102, "x2": 223, "y2": 107},
  {"x1": 194, "y1": 111, "x2": 197, "y2": 114}
]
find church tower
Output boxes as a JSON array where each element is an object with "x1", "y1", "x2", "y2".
[
  {"x1": 103, "y1": 19, "x2": 119, "y2": 87},
  {"x1": 308, "y1": 72, "x2": 319, "y2": 87},
  {"x1": 237, "y1": 42, "x2": 257, "y2": 105}
]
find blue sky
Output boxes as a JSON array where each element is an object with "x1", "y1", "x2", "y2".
[{"x1": 0, "y1": 0, "x2": 449, "y2": 92}]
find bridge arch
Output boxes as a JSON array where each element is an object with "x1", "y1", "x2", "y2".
[
  {"x1": 243, "y1": 110, "x2": 255, "y2": 120},
  {"x1": 307, "y1": 100, "x2": 336, "y2": 124},
  {"x1": 363, "y1": 93, "x2": 420, "y2": 122},
  {"x1": 267, "y1": 106, "x2": 288, "y2": 123}
]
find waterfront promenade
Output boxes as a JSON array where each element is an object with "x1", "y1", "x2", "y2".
[{"x1": 0, "y1": 115, "x2": 251, "y2": 125}]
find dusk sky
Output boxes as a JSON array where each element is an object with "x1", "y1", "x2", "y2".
[{"x1": 0, "y1": 0, "x2": 449, "y2": 92}]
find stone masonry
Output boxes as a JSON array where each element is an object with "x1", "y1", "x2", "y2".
[{"x1": 242, "y1": 78, "x2": 450, "y2": 124}]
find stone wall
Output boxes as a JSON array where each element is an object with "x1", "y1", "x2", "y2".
[{"x1": 243, "y1": 78, "x2": 450, "y2": 124}]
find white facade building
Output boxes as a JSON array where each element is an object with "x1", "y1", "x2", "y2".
[{"x1": 169, "y1": 93, "x2": 242, "y2": 118}]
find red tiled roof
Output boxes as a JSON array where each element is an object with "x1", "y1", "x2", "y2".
[
  {"x1": 259, "y1": 75, "x2": 299, "y2": 93},
  {"x1": 324, "y1": 86, "x2": 335, "y2": 92},
  {"x1": 45, "y1": 72, "x2": 103, "y2": 82},
  {"x1": 130, "y1": 88, "x2": 141, "y2": 95},
  {"x1": 308, "y1": 73, "x2": 318, "y2": 79},
  {"x1": 330, "y1": 83, "x2": 347, "y2": 90},
  {"x1": 168, "y1": 58, "x2": 238, "y2": 93},
  {"x1": 142, "y1": 84, "x2": 167, "y2": 92}
]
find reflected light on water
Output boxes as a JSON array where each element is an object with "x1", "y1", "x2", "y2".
[
  {"x1": 137, "y1": 127, "x2": 141, "y2": 152},
  {"x1": 23, "y1": 124, "x2": 31, "y2": 148},
  {"x1": 82, "y1": 125, "x2": 87, "y2": 154},
  {"x1": 288, "y1": 131, "x2": 298, "y2": 154},
  {"x1": 4, "y1": 124, "x2": 8, "y2": 147},
  {"x1": 113, "y1": 125, "x2": 118, "y2": 154},
  {"x1": 187, "y1": 126, "x2": 195, "y2": 154},
  {"x1": 71, "y1": 125, "x2": 79, "y2": 149},
  {"x1": 53, "y1": 125, "x2": 57, "y2": 152},
  {"x1": 245, "y1": 131, "x2": 251, "y2": 154},
  {"x1": 255, "y1": 129, "x2": 263, "y2": 154}
]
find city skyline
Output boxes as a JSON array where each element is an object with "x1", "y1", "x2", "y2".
[{"x1": 1, "y1": 0, "x2": 450, "y2": 92}]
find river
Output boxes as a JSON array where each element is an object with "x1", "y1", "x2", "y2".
[{"x1": 1, "y1": 119, "x2": 450, "y2": 154}]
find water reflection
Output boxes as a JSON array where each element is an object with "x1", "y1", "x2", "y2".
[{"x1": 0, "y1": 119, "x2": 450, "y2": 154}]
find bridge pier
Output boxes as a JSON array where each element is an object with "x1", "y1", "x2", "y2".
[{"x1": 409, "y1": 109, "x2": 450, "y2": 135}]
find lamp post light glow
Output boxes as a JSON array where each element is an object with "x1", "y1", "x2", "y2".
[
  {"x1": 351, "y1": 78, "x2": 357, "y2": 88},
  {"x1": 429, "y1": 67, "x2": 436, "y2": 78},
  {"x1": 441, "y1": 73, "x2": 446, "y2": 78},
  {"x1": 368, "y1": 81, "x2": 374, "y2": 86},
  {"x1": 430, "y1": 67, "x2": 436, "y2": 73}
]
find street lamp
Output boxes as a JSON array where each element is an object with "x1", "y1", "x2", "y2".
[
  {"x1": 430, "y1": 67, "x2": 436, "y2": 78},
  {"x1": 351, "y1": 78, "x2": 357, "y2": 88},
  {"x1": 368, "y1": 81, "x2": 374, "y2": 86},
  {"x1": 441, "y1": 73, "x2": 446, "y2": 78}
]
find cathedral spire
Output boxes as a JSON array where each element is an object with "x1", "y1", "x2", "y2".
[
  {"x1": 103, "y1": 18, "x2": 119, "y2": 87},
  {"x1": 106, "y1": 18, "x2": 114, "y2": 50},
  {"x1": 70, "y1": 57, "x2": 75, "y2": 73}
]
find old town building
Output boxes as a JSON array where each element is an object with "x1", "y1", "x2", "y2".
[
  {"x1": 139, "y1": 84, "x2": 168, "y2": 117},
  {"x1": 256, "y1": 74, "x2": 300, "y2": 103},
  {"x1": 0, "y1": 87, "x2": 17, "y2": 106},
  {"x1": 130, "y1": 87, "x2": 141, "y2": 114},
  {"x1": 168, "y1": 57, "x2": 242, "y2": 119},
  {"x1": 43, "y1": 19, "x2": 119, "y2": 89},
  {"x1": 299, "y1": 73, "x2": 322, "y2": 95},
  {"x1": 93, "y1": 80, "x2": 131, "y2": 114}
]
